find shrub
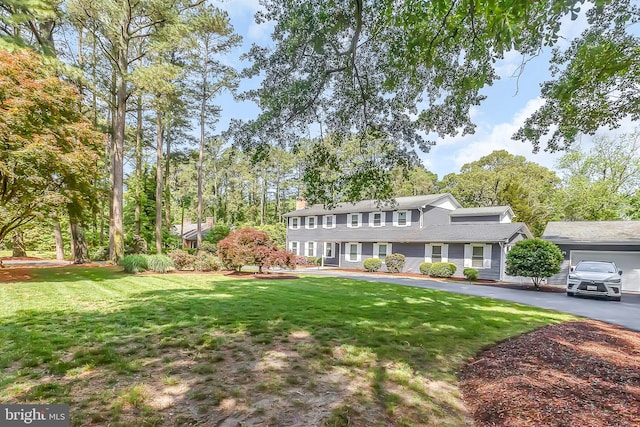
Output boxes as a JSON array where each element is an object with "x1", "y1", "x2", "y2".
[
  {"x1": 146, "y1": 254, "x2": 174, "y2": 273},
  {"x1": 194, "y1": 253, "x2": 222, "y2": 272},
  {"x1": 295, "y1": 255, "x2": 308, "y2": 266},
  {"x1": 306, "y1": 256, "x2": 318, "y2": 265},
  {"x1": 385, "y1": 253, "x2": 405, "y2": 273},
  {"x1": 428, "y1": 262, "x2": 455, "y2": 277},
  {"x1": 419, "y1": 262, "x2": 432, "y2": 275},
  {"x1": 263, "y1": 249, "x2": 297, "y2": 270},
  {"x1": 121, "y1": 255, "x2": 148, "y2": 273},
  {"x1": 168, "y1": 250, "x2": 196, "y2": 271},
  {"x1": 363, "y1": 258, "x2": 382, "y2": 272},
  {"x1": 217, "y1": 228, "x2": 280, "y2": 273},
  {"x1": 197, "y1": 242, "x2": 217, "y2": 254},
  {"x1": 506, "y1": 238, "x2": 563, "y2": 289},
  {"x1": 92, "y1": 246, "x2": 109, "y2": 261},
  {"x1": 463, "y1": 268, "x2": 479, "y2": 280}
]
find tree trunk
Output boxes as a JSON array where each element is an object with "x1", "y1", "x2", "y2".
[
  {"x1": 110, "y1": 49, "x2": 127, "y2": 263},
  {"x1": 135, "y1": 92, "x2": 143, "y2": 235},
  {"x1": 69, "y1": 221, "x2": 90, "y2": 264},
  {"x1": 197, "y1": 41, "x2": 209, "y2": 248},
  {"x1": 164, "y1": 126, "x2": 172, "y2": 231},
  {"x1": 11, "y1": 232, "x2": 26, "y2": 257},
  {"x1": 53, "y1": 217, "x2": 64, "y2": 260},
  {"x1": 180, "y1": 200, "x2": 185, "y2": 249},
  {"x1": 155, "y1": 112, "x2": 164, "y2": 254}
]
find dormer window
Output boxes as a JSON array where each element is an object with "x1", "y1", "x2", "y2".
[
  {"x1": 347, "y1": 213, "x2": 362, "y2": 228},
  {"x1": 305, "y1": 216, "x2": 317, "y2": 229},
  {"x1": 370, "y1": 212, "x2": 385, "y2": 227}
]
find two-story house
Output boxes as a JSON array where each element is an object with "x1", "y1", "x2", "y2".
[{"x1": 283, "y1": 193, "x2": 532, "y2": 280}]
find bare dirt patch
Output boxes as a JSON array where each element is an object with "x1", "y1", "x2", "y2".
[
  {"x1": 459, "y1": 320, "x2": 640, "y2": 427},
  {"x1": 0, "y1": 267, "x2": 34, "y2": 282}
]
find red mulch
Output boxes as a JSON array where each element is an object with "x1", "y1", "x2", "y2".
[
  {"x1": 459, "y1": 320, "x2": 640, "y2": 427},
  {"x1": 224, "y1": 271, "x2": 299, "y2": 280},
  {"x1": 0, "y1": 267, "x2": 34, "y2": 283}
]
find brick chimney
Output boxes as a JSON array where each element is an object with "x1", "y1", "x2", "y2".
[
  {"x1": 206, "y1": 216, "x2": 214, "y2": 228},
  {"x1": 295, "y1": 197, "x2": 307, "y2": 210}
]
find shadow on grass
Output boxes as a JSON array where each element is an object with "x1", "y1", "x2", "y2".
[{"x1": 0, "y1": 270, "x2": 573, "y2": 425}]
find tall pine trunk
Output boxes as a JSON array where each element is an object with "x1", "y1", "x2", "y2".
[
  {"x1": 110, "y1": 48, "x2": 127, "y2": 263},
  {"x1": 164, "y1": 127, "x2": 171, "y2": 230},
  {"x1": 155, "y1": 113, "x2": 164, "y2": 254},
  {"x1": 196, "y1": 39, "x2": 209, "y2": 248},
  {"x1": 134, "y1": 93, "x2": 143, "y2": 236}
]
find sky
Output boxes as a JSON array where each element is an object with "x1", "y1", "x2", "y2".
[{"x1": 212, "y1": 1, "x2": 639, "y2": 180}]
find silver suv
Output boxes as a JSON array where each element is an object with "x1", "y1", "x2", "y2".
[{"x1": 566, "y1": 261, "x2": 623, "y2": 301}]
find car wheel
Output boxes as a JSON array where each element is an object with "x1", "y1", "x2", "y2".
[
  {"x1": 566, "y1": 291, "x2": 574, "y2": 297},
  {"x1": 610, "y1": 296, "x2": 621, "y2": 302}
]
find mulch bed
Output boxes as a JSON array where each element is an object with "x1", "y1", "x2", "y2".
[
  {"x1": 225, "y1": 271, "x2": 299, "y2": 280},
  {"x1": 459, "y1": 320, "x2": 640, "y2": 427}
]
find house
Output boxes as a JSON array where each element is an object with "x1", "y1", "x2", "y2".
[
  {"x1": 542, "y1": 221, "x2": 640, "y2": 292},
  {"x1": 172, "y1": 217, "x2": 214, "y2": 249},
  {"x1": 283, "y1": 194, "x2": 532, "y2": 280}
]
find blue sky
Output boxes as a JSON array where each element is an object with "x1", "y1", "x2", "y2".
[{"x1": 213, "y1": 1, "x2": 637, "y2": 180}]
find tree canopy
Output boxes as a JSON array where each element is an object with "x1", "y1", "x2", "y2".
[
  {"x1": 506, "y1": 238, "x2": 564, "y2": 289},
  {"x1": 0, "y1": 50, "x2": 103, "y2": 245}
]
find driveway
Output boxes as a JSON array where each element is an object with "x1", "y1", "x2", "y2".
[{"x1": 298, "y1": 268, "x2": 640, "y2": 331}]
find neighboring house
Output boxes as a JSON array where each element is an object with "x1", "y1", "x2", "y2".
[
  {"x1": 542, "y1": 221, "x2": 640, "y2": 292},
  {"x1": 172, "y1": 217, "x2": 214, "y2": 249},
  {"x1": 283, "y1": 194, "x2": 532, "y2": 280}
]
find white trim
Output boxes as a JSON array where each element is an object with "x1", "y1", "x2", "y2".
[
  {"x1": 305, "y1": 241, "x2": 316, "y2": 257},
  {"x1": 289, "y1": 241, "x2": 300, "y2": 256},
  {"x1": 305, "y1": 216, "x2": 317, "y2": 229},
  {"x1": 290, "y1": 217, "x2": 301, "y2": 230},
  {"x1": 393, "y1": 210, "x2": 412, "y2": 227},
  {"x1": 345, "y1": 242, "x2": 362, "y2": 262},
  {"x1": 425, "y1": 243, "x2": 448, "y2": 263},
  {"x1": 347, "y1": 213, "x2": 363, "y2": 228},
  {"x1": 369, "y1": 211, "x2": 386, "y2": 227},
  {"x1": 322, "y1": 214, "x2": 336, "y2": 229},
  {"x1": 464, "y1": 244, "x2": 491, "y2": 269},
  {"x1": 324, "y1": 242, "x2": 335, "y2": 258},
  {"x1": 373, "y1": 242, "x2": 392, "y2": 260}
]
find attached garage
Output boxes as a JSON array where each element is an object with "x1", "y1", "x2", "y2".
[
  {"x1": 543, "y1": 221, "x2": 640, "y2": 293},
  {"x1": 570, "y1": 251, "x2": 640, "y2": 292}
]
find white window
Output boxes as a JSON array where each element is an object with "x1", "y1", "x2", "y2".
[
  {"x1": 289, "y1": 241, "x2": 299, "y2": 255},
  {"x1": 305, "y1": 216, "x2": 317, "y2": 229},
  {"x1": 324, "y1": 242, "x2": 335, "y2": 258},
  {"x1": 373, "y1": 243, "x2": 392, "y2": 261},
  {"x1": 323, "y1": 215, "x2": 336, "y2": 229},
  {"x1": 306, "y1": 241, "x2": 316, "y2": 257},
  {"x1": 464, "y1": 244, "x2": 492, "y2": 269},
  {"x1": 347, "y1": 213, "x2": 362, "y2": 228},
  {"x1": 393, "y1": 210, "x2": 412, "y2": 227},
  {"x1": 345, "y1": 242, "x2": 362, "y2": 262},
  {"x1": 425, "y1": 244, "x2": 449, "y2": 263},
  {"x1": 290, "y1": 217, "x2": 300, "y2": 229},
  {"x1": 369, "y1": 212, "x2": 385, "y2": 227}
]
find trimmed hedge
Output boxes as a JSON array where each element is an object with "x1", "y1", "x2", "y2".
[
  {"x1": 385, "y1": 253, "x2": 405, "y2": 273},
  {"x1": 363, "y1": 258, "x2": 382, "y2": 272},
  {"x1": 463, "y1": 268, "x2": 479, "y2": 280},
  {"x1": 429, "y1": 262, "x2": 457, "y2": 278},
  {"x1": 419, "y1": 262, "x2": 432, "y2": 275}
]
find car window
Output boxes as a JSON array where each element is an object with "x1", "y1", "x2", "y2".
[{"x1": 575, "y1": 262, "x2": 616, "y2": 273}]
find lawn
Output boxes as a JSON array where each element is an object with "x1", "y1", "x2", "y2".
[{"x1": 0, "y1": 266, "x2": 574, "y2": 426}]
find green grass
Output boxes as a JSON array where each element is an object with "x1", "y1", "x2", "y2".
[{"x1": 0, "y1": 266, "x2": 574, "y2": 425}]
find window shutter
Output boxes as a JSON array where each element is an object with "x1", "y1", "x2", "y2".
[
  {"x1": 442, "y1": 244, "x2": 449, "y2": 263},
  {"x1": 406, "y1": 210, "x2": 412, "y2": 226},
  {"x1": 425, "y1": 244, "x2": 432, "y2": 263},
  {"x1": 373, "y1": 243, "x2": 379, "y2": 258},
  {"x1": 463, "y1": 244, "x2": 472, "y2": 267},
  {"x1": 483, "y1": 244, "x2": 492, "y2": 268}
]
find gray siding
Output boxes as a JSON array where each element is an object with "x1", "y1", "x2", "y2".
[
  {"x1": 451, "y1": 215, "x2": 501, "y2": 223},
  {"x1": 547, "y1": 244, "x2": 640, "y2": 285},
  {"x1": 421, "y1": 206, "x2": 452, "y2": 225}
]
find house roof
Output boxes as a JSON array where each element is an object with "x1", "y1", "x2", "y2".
[
  {"x1": 306, "y1": 222, "x2": 530, "y2": 243},
  {"x1": 450, "y1": 206, "x2": 514, "y2": 217},
  {"x1": 171, "y1": 223, "x2": 213, "y2": 241},
  {"x1": 282, "y1": 193, "x2": 461, "y2": 217},
  {"x1": 542, "y1": 221, "x2": 640, "y2": 245}
]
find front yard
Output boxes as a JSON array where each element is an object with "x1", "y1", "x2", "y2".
[{"x1": 0, "y1": 266, "x2": 573, "y2": 425}]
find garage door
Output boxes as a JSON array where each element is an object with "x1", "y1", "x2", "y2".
[{"x1": 571, "y1": 251, "x2": 640, "y2": 292}]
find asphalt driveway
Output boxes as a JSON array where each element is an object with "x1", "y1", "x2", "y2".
[{"x1": 299, "y1": 269, "x2": 640, "y2": 331}]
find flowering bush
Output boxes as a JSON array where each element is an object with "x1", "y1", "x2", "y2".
[{"x1": 168, "y1": 249, "x2": 196, "y2": 271}]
